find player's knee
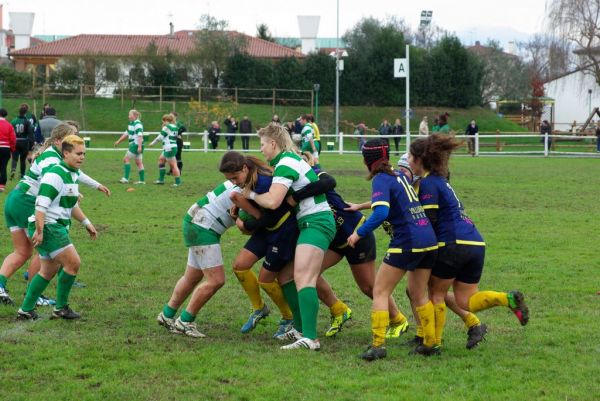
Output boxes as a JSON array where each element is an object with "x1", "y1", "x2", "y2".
[{"x1": 358, "y1": 283, "x2": 374, "y2": 298}]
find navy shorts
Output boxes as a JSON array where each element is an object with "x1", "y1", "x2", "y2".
[
  {"x1": 329, "y1": 230, "x2": 376, "y2": 265},
  {"x1": 432, "y1": 243, "x2": 485, "y2": 284},
  {"x1": 384, "y1": 249, "x2": 437, "y2": 271},
  {"x1": 244, "y1": 223, "x2": 299, "y2": 273}
]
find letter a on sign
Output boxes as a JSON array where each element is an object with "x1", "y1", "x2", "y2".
[{"x1": 394, "y1": 58, "x2": 407, "y2": 78}]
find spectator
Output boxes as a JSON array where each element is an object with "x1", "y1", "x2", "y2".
[
  {"x1": 223, "y1": 116, "x2": 237, "y2": 150},
  {"x1": 432, "y1": 117, "x2": 440, "y2": 133},
  {"x1": 0, "y1": 108, "x2": 16, "y2": 192},
  {"x1": 438, "y1": 113, "x2": 450, "y2": 134},
  {"x1": 39, "y1": 107, "x2": 61, "y2": 140},
  {"x1": 10, "y1": 105, "x2": 34, "y2": 179},
  {"x1": 239, "y1": 115, "x2": 252, "y2": 151},
  {"x1": 540, "y1": 120, "x2": 552, "y2": 150},
  {"x1": 355, "y1": 123, "x2": 367, "y2": 151},
  {"x1": 294, "y1": 116, "x2": 303, "y2": 134},
  {"x1": 272, "y1": 114, "x2": 281, "y2": 124},
  {"x1": 208, "y1": 121, "x2": 220, "y2": 150},
  {"x1": 391, "y1": 118, "x2": 404, "y2": 155},
  {"x1": 419, "y1": 116, "x2": 429, "y2": 136},
  {"x1": 378, "y1": 119, "x2": 392, "y2": 145},
  {"x1": 596, "y1": 124, "x2": 600, "y2": 153},
  {"x1": 39, "y1": 103, "x2": 50, "y2": 120},
  {"x1": 465, "y1": 119, "x2": 478, "y2": 156}
]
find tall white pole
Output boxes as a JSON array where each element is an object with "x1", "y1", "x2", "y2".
[
  {"x1": 335, "y1": 0, "x2": 340, "y2": 142},
  {"x1": 405, "y1": 44, "x2": 410, "y2": 150}
]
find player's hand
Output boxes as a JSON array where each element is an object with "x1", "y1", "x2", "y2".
[
  {"x1": 229, "y1": 204, "x2": 239, "y2": 219},
  {"x1": 347, "y1": 232, "x2": 361, "y2": 248},
  {"x1": 32, "y1": 229, "x2": 43, "y2": 247},
  {"x1": 236, "y1": 218, "x2": 251, "y2": 235},
  {"x1": 344, "y1": 202, "x2": 362, "y2": 212},
  {"x1": 85, "y1": 223, "x2": 97, "y2": 240},
  {"x1": 98, "y1": 185, "x2": 111, "y2": 197}
]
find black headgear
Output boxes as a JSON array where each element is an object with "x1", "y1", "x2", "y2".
[{"x1": 362, "y1": 139, "x2": 389, "y2": 171}]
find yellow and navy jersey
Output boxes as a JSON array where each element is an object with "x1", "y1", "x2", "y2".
[
  {"x1": 314, "y1": 168, "x2": 364, "y2": 237},
  {"x1": 371, "y1": 172, "x2": 437, "y2": 252},
  {"x1": 417, "y1": 173, "x2": 484, "y2": 246},
  {"x1": 252, "y1": 174, "x2": 296, "y2": 240}
]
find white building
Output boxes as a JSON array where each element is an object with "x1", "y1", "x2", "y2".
[{"x1": 545, "y1": 68, "x2": 600, "y2": 131}]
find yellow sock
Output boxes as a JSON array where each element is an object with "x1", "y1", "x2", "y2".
[
  {"x1": 415, "y1": 301, "x2": 435, "y2": 347},
  {"x1": 233, "y1": 270, "x2": 264, "y2": 311},
  {"x1": 389, "y1": 311, "x2": 408, "y2": 326},
  {"x1": 371, "y1": 310, "x2": 389, "y2": 347},
  {"x1": 330, "y1": 299, "x2": 349, "y2": 317},
  {"x1": 463, "y1": 312, "x2": 481, "y2": 329},
  {"x1": 468, "y1": 291, "x2": 508, "y2": 313},
  {"x1": 259, "y1": 281, "x2": 292, "y2": 320},
  {"x1": 434, "y1": 303, "x2": 447, "y2": 346},
  {"x1": 416, "y1": 325, "x2": 424, "y2": 338}
]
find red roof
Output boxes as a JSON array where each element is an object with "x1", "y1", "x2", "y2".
[{"x1": 9, "y1": 30, "x2": 304, "y2": 59}]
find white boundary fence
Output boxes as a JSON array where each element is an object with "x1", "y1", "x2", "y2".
[{"x1": 80, "y1": 131, "x2": 600, "y2": 158}]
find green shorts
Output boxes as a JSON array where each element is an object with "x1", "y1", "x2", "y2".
[
  {"x1": 4, "y1": 188, "x2": 35, "y2": 231},
  {"x1": 163, "y1": 149, "x2": 177, "y2": 159},
  {"x1": 28, "y1": 222, "x2": 72, "y2": 259},
  {"x1": 297, "y1": 211, "x2": 336, "y2": 251},
  {"x1": 183, "y1": 220, "x2": 220, "y2": 247}
]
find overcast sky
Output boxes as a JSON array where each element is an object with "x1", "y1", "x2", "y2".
[{"x1": 4, "y1": 0, "x2": 549, "y2": 46}]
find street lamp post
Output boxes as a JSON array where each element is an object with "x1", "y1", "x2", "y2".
[
  {"x1": 588, "y1": 89, "x2": 593, "y2": 116},
  {"x1": 335, "y1": 0, "x2": 340, "y2": 143},
  {"x1": 313, "y1": 83, "x2": 320, "y2": 123}
]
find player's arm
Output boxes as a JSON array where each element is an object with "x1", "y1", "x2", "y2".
[
  {"x1": 71, "y1": 205, "x2": 97, "y2": 240},
  {"x1": 344, "y1": 201, "x2": 371, "y2": 211},
  {"x1": 247, "y1": 183, "x2": 288, "y2": 210},
  {"x1": 290, "y1": 172, "x2": 336, "y2": 205},
  {"x1": 79, "y1": 171, "x2": 111, "y2": 197},
  {"x1": 347, "y1": 204, "x2": 389, "y2": 247},
  {"x1": 230, "y1": 192, "x2": 261, "y2": 219},
  {"x1": 114, "y1": 131, "x2": 128, "y2": 146}
]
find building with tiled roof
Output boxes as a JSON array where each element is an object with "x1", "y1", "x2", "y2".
[{"x1": 9, "y1": 30, "x2": 304, "y2": 85}]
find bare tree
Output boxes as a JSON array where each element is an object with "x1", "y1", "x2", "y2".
[
  {"x1": 192, "y1": 15, "x2": 247, "y2": 87},
  {"x1": 546, "y1": 0, "x2": 600, "y2": 85}
]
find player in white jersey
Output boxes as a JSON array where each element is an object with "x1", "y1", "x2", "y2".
[
  {"x1": 1, "y1": 124, "x2": 109, "y2": 306},
  {"x1": 157, "y1": 178, "x2": 240, "y2": 337},
  {"x1": 149, "y1": 114, "x2": 181, "y2": 186},
  {"x1": 17, "y1": 135, "x2": 99, "y2": 320},
  {"x1": 114, "y1": 109, "x2": 145, "y2": 184}
]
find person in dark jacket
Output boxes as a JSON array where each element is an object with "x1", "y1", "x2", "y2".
[
  {"x1": 239, "y1": 115, "x2": 252, "y2": 151},
  {"x1": 224, "y1": 116, "x2": 237, "y2": 150},
  {"x1": 168, "y1": 112, "x2": 187, "y2": 175},
  {"x1": 465, "y1": 120, "x2": 478, "y2": 156},
  {"x1": 378, "y1": 119, "x2": 392, "y2": 146},
  {"x1": 595, "y1": 124, "x2": 600, "y2": 153},
  {"x1": 391, "y1": 118, "x2": 404, "y2": 155},
  {"x1": 540, "y1": 120, "x2": 552, "y2": 150},
  {"x1": 10, "y1": 105, "x2": 34, "y2": 179},
  {"x1": 208, "y1": 121, "x2": 220, "y2": 150}
]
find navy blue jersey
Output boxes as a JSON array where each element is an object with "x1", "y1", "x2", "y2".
[
  {"x1": 252, "y1": 174, "x2": 296, "y2": 241},
  {"x1": 417, "y1": 173, "x2": 484, "y2": 246},
  {"x1": 313, "y1": 169, "x2": 365, "y2": 237},
  {"x1": 371, "y1": 172, "x2": 437, "y2": 252}
]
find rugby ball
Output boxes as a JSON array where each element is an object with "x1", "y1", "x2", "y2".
[{"x1": 238, "y1": 209, "x2": 256, "y2": 222}]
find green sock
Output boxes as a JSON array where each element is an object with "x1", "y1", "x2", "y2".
[
  {"x1": 0, "y1": 274, "x2": 7, "y2": 288},
  {"x1": 159, "y1": 167, "x2": 166, "y2": 182},
  {"x1": 124, "y1": 164, "x2": 131, "y2": 180},
  {"x1": 55, "y1": 270, "x2": 76, "y2": 309},
  {"x1": 139, "y1": 169, "x2": 145, "y2": 182},
  {"x1": 281, "y1": 281, "x2": 302, "y2": 332},
  {"x1": 175, "y1": 176, "x2": 181, "y2": 185},
  {"x1": 163, "y1": 304, "x2": 177, "y2": 319},
  {"x1": 180, "y1": 309, "x2": 196, "y2": 323},
  {"x1": 21, "y1": 274, "x2": 51, "y2": 311},
  {"x1": 298, "y1": 287, "x2": 319, "y2": 340}
]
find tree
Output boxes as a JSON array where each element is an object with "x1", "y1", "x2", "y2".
[
  {"x1": 473, "y1": 40, "x2": 529, "y2": 104},
  {"x1": 256, "y1": 24, "x2": 274, "y2": 42},
  {"x1": 193, "y1": 14, "x2": 247, "y2": 87},
  {"x1": 547, "y1": 0, "x2": 600, "y2": 85}
]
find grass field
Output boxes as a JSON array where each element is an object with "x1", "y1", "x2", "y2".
[{"x1": 1, "y1": 149, "x2": 599, "y2": 401}]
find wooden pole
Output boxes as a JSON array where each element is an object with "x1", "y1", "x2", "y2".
[
  {"x1": 311, "y1": 90, "x2": 314, "y2": 116},
  {"x1": 496, "y1": 129, "x2": 501, "y2": 152},
  {"x1": 235, "y1": 87, "x2": 238, "y2": 103},
  {"x1": 159, "y1": 85, "x2": 163, "y2": 111},
  {"x1": 272, "y1": 89, "x2": 276, "y2": 115},
  {"x1": 79, "y1": 84, "x2": 84, "y2": 111}
]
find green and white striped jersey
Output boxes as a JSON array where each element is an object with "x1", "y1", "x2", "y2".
[
  {"x1": 184, "y1": 181, "x2": 241, "y2": 235},
  {"x1": 154, "y1": 123, "x2": 178, "y2": 151},
  {"x1": 127, "y1": 119, "x2": 144, "y2": 154},
  {"x1": 19, "y1": 145, "x2": 100, "y2": 197},
  {"x1": 33, "y1": 162, "x2": 81, "y2": 227},
  {"x1": 270, "y1": 152, "x2": 330, "y2": 219}
]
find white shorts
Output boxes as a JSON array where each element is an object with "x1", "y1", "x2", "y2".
[
  {"x1": 39, "y1": 244, "x2": 74, "y2": 260},
  {"x1": 187, "y1": 244, "x2": 223, "y2": 270},
  {"x1": 126, "y1": 151, "x2": 143, "y2": 161}
]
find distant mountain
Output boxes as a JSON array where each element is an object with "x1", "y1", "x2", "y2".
[{"x1": 453, "y1": 26, "x2": 534, "y2": 51}]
